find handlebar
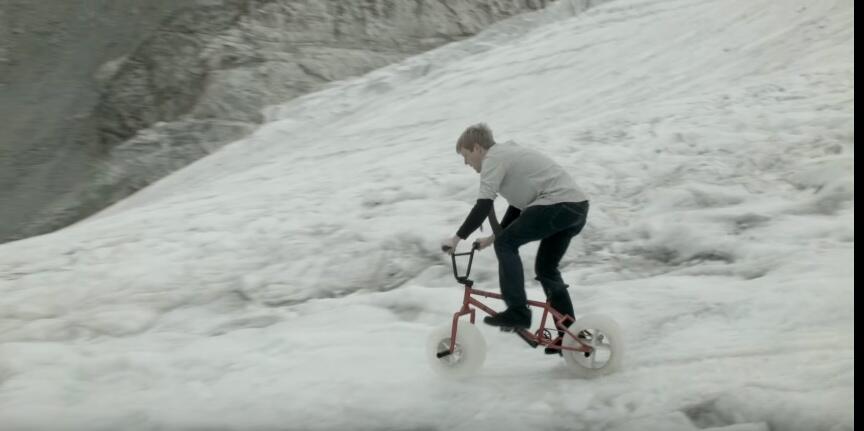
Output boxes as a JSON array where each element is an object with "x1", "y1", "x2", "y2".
[{"x1": 443, "y1": 241, "x2": 480, "y2": 285}]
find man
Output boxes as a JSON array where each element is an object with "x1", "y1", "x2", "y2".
[{"x1": 442, "y1": 123, "x2": 589, "y2": 354}]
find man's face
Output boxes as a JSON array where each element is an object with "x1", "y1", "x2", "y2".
[{"x1": 459, "y1": 146, "x2": 485, "y2": 173}]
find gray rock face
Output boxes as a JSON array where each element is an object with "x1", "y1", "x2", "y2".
[
  {"x1": 95, "y1": 0, "x2": 553, "y2": 144},
  {"x1": 0, "y1": 0, "x2": 189, "y2": 242},
  {"x1": 0, "y1": 0, "x2": 551, "y2": 243}
]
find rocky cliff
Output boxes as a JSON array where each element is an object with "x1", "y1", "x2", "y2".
[{"x1": 0, "y1": 0, "x2": 552, "y2": 243}]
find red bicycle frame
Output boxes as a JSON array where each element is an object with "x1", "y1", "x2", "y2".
[{"x1": 437, "y1": 244, "x2": 593, "y2": 358}]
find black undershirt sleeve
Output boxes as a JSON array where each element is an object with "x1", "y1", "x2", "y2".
[
  {"x1": 500, "y1": 205, "x2": 522, "y2": 229},
  {"x1": 456, "y1": 199, "x2": 494, "y2": 239}
]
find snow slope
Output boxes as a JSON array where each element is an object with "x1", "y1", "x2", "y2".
[{"x1": 0, "y1": 0, "x2": 853, "y2": 430}]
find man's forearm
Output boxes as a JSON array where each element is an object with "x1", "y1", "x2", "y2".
[{"x1": 456, "y1": 199, "x2": 494, "y2": 239}]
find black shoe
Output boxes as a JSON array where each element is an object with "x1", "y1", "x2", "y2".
[
  {"x1": 544, "y1": 336, "x2": 563, "y2": 356},
  {"x1": 483, "y1": 307, "x2": 531, "y2": 329}
]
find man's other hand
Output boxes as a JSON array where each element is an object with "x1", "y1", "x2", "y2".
[
  {"x1": 441, "y1": 236, "x2": 461, "y2": 254},
  {"x1": 475, "y1": 235, "x2": 495, "y2": 251}
]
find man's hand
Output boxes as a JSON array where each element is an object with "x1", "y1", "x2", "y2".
[
  {"x1": 441, "y1": 235, "x2": 461, "y2": 254},
  {"x1": 475, "y1": 235, "x2": 495, "y2": 251}
]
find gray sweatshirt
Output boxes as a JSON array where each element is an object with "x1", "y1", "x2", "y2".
[
  {"x1": 478, "y1": 141, "x2": 587, "y2": 209},
  {"x1": 455, "y1": 141, "x2": 588, "y2": 239}
]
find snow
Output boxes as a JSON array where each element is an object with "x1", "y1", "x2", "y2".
[{"x1": 0, "y1": 0, "x2": 853, "y2": 430}]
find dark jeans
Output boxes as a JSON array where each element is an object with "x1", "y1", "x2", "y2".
[{"x1": 493, "y1": 201, "x2": 589, "y2": 323}]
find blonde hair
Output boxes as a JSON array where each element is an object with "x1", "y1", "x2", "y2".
[{"x1": 456, "y1": 123, "x2": 496, "y2": 153}]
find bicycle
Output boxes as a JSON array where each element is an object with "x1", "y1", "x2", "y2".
[{"x1": 428, "y1": 242, "x2": 624, "y2": 378}]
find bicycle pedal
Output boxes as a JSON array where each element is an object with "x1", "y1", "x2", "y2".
[{"x1": 499, "y1": 326, "x2": 516, "y2": 333}]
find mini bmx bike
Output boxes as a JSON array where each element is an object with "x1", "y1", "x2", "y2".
[{"x1": 428, "y1": 242, "x2": 624, "y2": 378}]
